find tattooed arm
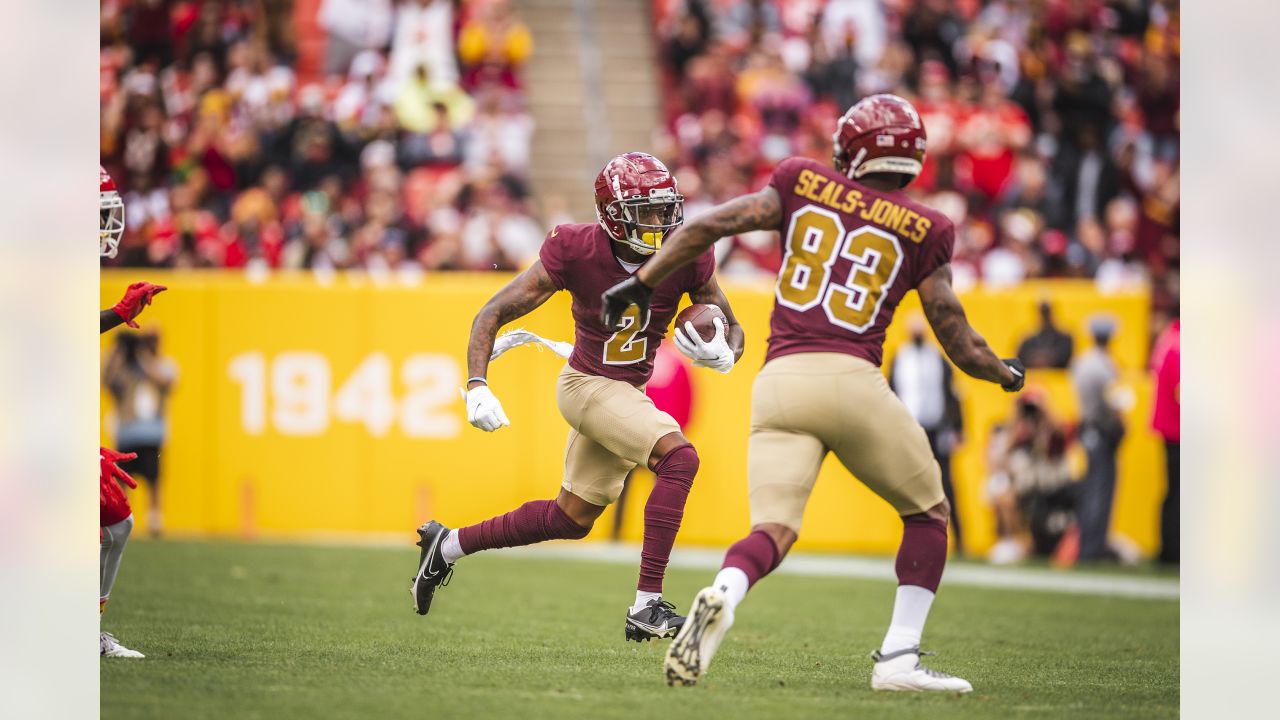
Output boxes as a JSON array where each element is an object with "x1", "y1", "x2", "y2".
[
  {"x1": 636, "y1": 187, "x2": 783, "y2": 288},
  {"x1": 918, "y1": 263, "x2": 1017, "y2": 386},
  {"x1": 688, "y1": 275, "x2": 746, "y2": 362},
  {"x1": 602, "y1": 187, "x2": 782, "y2": 329},
  {"x1": 467, "y1": 260, "x2": 559, "y2": 389}
]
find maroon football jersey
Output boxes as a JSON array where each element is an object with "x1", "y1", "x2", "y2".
[
  {"x1": 764, "y1": 157, "x2": 955, "y2": 367},
  {"x1": 539, "y1": 223, "x2": 715, "y2": 386}
]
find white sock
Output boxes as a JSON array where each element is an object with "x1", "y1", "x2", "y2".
[
  {"x1": 713, "y1": 567, "x2": 750, "y2": 609},
  {"x1": 631, "y1": 590, "x2": 662, "y2": 614},
  {"x1": 879, "y1": 585, "x2": 936, "y2": 655},
  {"x1": 441, "y1": 529, "x2": 465, "y2": 564}
]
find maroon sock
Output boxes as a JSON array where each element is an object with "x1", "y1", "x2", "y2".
[
  {"x1": 895, "y1": 513, "x2": 948, "y2": 592},
  {"x1": 637, "y1": 445, "x2": 699, "y2": 593},
  {"x1": 457, "y1": 499, "x2": 590, "y2": 555},
  {"x1": 721, "y1": 529, "x2": 781, "y2": 588}
]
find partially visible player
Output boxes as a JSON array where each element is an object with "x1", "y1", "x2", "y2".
[
  {"x1": 101, "y1": 167, "x2": 166, "y2": 331},
  {"x1": 411, "y1": 152, "x2": 745, "y2": 642},
  {"x1": 99, "y1": 447, "x2": 142, "y2": 658},
  {"x1": 603, "y1": 96, "x2": 1024, "y2": 689},
  {"x1": 99, "y1": 166, "x2": 166, "y2": 658}
]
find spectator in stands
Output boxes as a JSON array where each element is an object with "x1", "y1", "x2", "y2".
[
  {"x1": 394, "y1": 64, "x2": 476, "y2": 135},
  {"x1": 318, "y1": 0, "x2": 394, "y2": 77},
  {"x1": 1050, "y1": 124, "x2": 1122, "y2": 230},
  {"x1": 1050, "y1": 33, "x2": 1115, "y2": 152},
  {"x1": 223, "y1": 184, "x2": 287, "y2": 269},
  {"x1": 976, "y1": 221, "x2": 1028, "y2": 289},
  {"x1": 985, "y1": 392, "x2": 1076, "y2": 564},
  {"x1": 270, "y1": 85, "x2": 353, "y2": 191},
  {"x1": 735, "y1": 50, "x2": 811, "y2": 161},
  {"x1": 802, "y1": 17, "x2": 859, "y2": 114},
  {"x1": 954, "y1": 79, "x2": 1031, "y2": 202},
  {"x1": 334, "y1": 50, "x2": 395, "y2": 143},
  {"x1": 401, "y1": 102, "x2": 467, "y2": 168},
  {"x1": 662, "y1": 0, "x2": 713, "y2": 79},
  {"x1": 464, "y1": 88, "x2": 534, "y2": 176},
  {"x1": 1072, "y1": 315, "x2": 1126, "y2": 563},
  {"x1": 1150, "y1": 303, "x2": 1179, "y2": 565},
  {"x1": 820, "y1": 0, "x2": 887, "y2": 71},
  {"x1": 717, "y1": 0, "x2": 782, "y2": 51},
  {"x1": 103, "y1": 328, "x2": 178, "y2": 537},
  {"x1": 889, "y1": 317, "x2": 966, "y2": 555},
  {"x1": 390, "y1": 0, "x2": 458, "y2": 89},
  {"x1": 902, "y1": 0, "x2": 963, "y2": 77},
  {"x1": 1017, "y1": 301, "x2": 1074, "y2": 369},
  {"x1": 282, "y1": 192, "x2": 351, "y2": 270},
  {"x1": 449, "y1": 172, "x2": 540, "y2": 271},
  {"x1": 457, "y1": 0, "x2": 535, "y2": 91}
]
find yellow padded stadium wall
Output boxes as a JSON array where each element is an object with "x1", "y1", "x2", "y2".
[{"x1": 100, "y1": 271, "x2": 1162, "y2": 556}]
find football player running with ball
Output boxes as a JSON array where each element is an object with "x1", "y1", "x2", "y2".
[
  {"x1": 411, "y1": 152, "x2": 745, "y2": 642},
  {"x1": 99, "y1": 166, "x2": 167, "y2": 658},
  {"x1": 602, "y1": 96, "x2": 1025, "y2": 690}
]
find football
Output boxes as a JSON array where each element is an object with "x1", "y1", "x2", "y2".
[{"x1": 674, "y1": 303, "x2": 726, "y2": 342}]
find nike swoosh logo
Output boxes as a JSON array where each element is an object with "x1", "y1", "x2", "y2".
[
  {"x1": 417, "y1": 530, "x2": 447, "y2": 578},
  {"x1": 627, "y1": 617, "x2": 673, "y2": 633},
  {"x1": 551, "y1": 227, "x2": 559, "y2": 237},
  {"x1": 426, "y1": 539, "x2": 447, "y2": 574}
]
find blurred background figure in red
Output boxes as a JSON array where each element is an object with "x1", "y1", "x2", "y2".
[
  {"x1": 611, "y1": 342, "x2": 695, "y2": 542},
  {"x1": 1150, "y1": 302, "x2": 1179, "y2": 565}
]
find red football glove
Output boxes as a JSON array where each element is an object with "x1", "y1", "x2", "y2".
[
  {"x1": 112, "y1": 281, "x2": 168, "y2": 329},
  {"x1": 100, "y1": 447, "x2": 138, "y2": 489}
]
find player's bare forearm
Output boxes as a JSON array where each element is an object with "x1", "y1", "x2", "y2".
[
  {"x1": 466, "y1": 261, "x2": 558, "y2": 387},
  {"x1": 919, "y1": 264, "x2": 1014, "y2": 386},
  {"x1": 100, "y1": 309, "x2": 125, "y2": 334},
  {"x1": 689, "y1": 276, "x2": 746, "y2": 361},
  {"x1": 638, "y1": 187, "x2": 784, "y2": 288}
]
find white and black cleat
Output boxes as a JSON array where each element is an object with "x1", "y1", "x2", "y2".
[
  {"x1": 870, "y1": 646, "x2": 973, "y2": 693},
  {"x1": 625, "y1": 598, "x2": 685, "y2": 643},
  {"x1": 410, "y1": 521, "x2": 454, "y2": 616},
  {"x1": 664, "y1": 586, "x2": 734, "y2": 686}
]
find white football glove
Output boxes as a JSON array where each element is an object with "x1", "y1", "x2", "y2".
[
  {"x1": 463, "y1": 385, "x2": 510, "y2": 432},
  {"x1": 673, "y1": 317, "x2": 735, "y2": 374}
]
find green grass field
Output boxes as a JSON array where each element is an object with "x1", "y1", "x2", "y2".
[{"x1": 101, "y1": 540, "x2": 1178, "y2": 719}]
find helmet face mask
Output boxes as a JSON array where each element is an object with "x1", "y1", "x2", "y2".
[
  {"x1": 100, "y1": 166, "x2": 125, "y2": 258},
  {"x1": 594, "y1": 152, "x2": 684, "y2": 256},
  {"x1": 601, "y1": 187, "x2": 684, "y2": 255}
]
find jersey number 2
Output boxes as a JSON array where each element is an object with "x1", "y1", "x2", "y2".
[
  {"x1": 603, "y1": 305, "x2": 648, "y2": 365},
  {"x1": 776, "y1": 205, "x2": 904, "y2": 333}
]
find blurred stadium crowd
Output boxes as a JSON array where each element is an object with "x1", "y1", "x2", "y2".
[
  {"x1": 101, "y1": 0, "x2": 539, "y2": 273},
  {"x1": 100, "y1": 0, "x2": 1178, "y2": 325},
  {"x1": 655, "y1": 0, "x2": 1178, "y2": 327}
]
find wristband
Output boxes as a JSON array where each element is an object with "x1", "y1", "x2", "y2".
[{"x1": 467, "y1": 377, "x2": 488, "y2": 386}]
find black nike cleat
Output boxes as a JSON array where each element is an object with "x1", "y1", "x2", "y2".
[
  {"x1": 410, "y1": 521, "x2": 454, "y2": 616},
  {"x1": 625, "y1": 598, "x2": 685, "y2": 642}
]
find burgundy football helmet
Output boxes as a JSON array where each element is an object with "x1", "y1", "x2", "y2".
[
  {"x1": 100, "y1": 166, "x2": 125, "y2": 258},
  {"x1": 832, "y1": 94, "x2": 927, "y2": 188},
  {"x1": 593, "y1": 152, "x2": 684, "y2": 255}
]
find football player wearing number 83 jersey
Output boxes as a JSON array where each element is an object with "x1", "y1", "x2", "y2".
[
  {"x1": 410, "y1": 152, "x2": 745, "y2": 643},
  {"x1": 603, "y1": 95, "x2": 1026, "y2": 691}
]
